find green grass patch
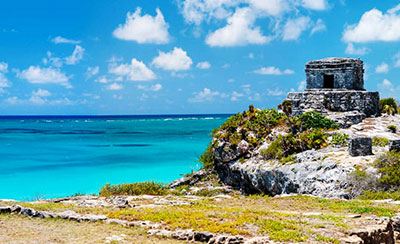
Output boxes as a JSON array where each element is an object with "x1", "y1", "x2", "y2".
[{"x1": 99, "y1": 181, "x2": 168, "y2": 197}]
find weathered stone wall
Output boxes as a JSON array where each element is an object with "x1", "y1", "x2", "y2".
[
  {"x1": 286, "y1": 90, "x2": 380, "y2": 127},
  {"x1": 306, "y1": 58, "x2": 364, "y2": 90}
]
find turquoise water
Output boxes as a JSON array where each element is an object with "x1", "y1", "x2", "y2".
[{"x1": 0, "y1": 115, "x2": 229, "y2": 200}]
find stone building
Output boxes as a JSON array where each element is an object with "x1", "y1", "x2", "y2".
[{"x1": 286, "y1": 57, "x2": 380, "y2": 127}]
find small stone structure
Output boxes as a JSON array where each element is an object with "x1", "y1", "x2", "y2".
[
  {"x1": 286, "y1": 58, "x2": 380, "y2": 128},
  {"x1": 348, "y1": 137, "x2": 373, "y2": 157},
  {"x1": 389, "y1": 139, "x2": 400, "y2": 152}
]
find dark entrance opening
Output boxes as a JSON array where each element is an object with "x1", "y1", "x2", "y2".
[{"x1": 323, "y1": 75, "x2": 334, "y2": 88}]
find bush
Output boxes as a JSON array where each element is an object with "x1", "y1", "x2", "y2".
[
  {"x1": 296, "y1": 111, "x2": 338, "y2": 131},
  {"x1": 372, "y1": 137, "x2": 389, "y2": 147},
  {"x1": 331, "y1": 133, "x2": 349, "y2": 146},
  {"x1": 388, "y1": 125, "x2": 397, "y2": 133},
  {"x1": 99, "y1": 181, "x2": 168, "y2": 197},
  {"x1": 347, "y1": 166, "x2": 378, "y2": 199},
  {"x1": 380, "y1": 98, "x2": 398, "y2": 115},
  {"x1": 359, "y1": 190, "x2": 400, "y2": 201},
  {"x1": 199, "y1": 144, "x2": 214, "y2": 168},
  {"x1": 374, "y1": 151, "x2": 400, "y2": 188}
]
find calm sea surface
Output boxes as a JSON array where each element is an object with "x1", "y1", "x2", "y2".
[{"x1": 0, "y1": 115, "x2": 229, "y2": 200}]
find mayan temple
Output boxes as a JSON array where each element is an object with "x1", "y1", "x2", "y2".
[{"x1": 286, "y1": 57, "x2": 380, "y2": 127}]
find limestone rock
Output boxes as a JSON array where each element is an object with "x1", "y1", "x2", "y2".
[
  {"x1": 389, "y1": 139, "x2": 400, "y2": 152},
  {"x1": 348, "y1": 137, "x2": 373, "y2": 157}
]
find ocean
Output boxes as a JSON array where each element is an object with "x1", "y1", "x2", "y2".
[{"x1": 0, "y1": 114, "x2": 230, "y2": 200}]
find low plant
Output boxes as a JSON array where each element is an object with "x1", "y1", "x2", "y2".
[
  {"x1": 297, "y1": 111, "x2": 338, "y2": 131},
  {"x1": 372, "y1": 137, "x2": 389, "y2": 147},
  {"x1": 359, "y1": 190, "x2": 400, "y2": 201},
  {"x1": 99, "y1": 181, "x2": 168, "y2": 197},
  {"x1": 388, "y1": 125, "x2": 397, "y2": 133},
  {"x1": 331, "y1": 133, "x2": 349, "y2": 146},
  {"x1": 199, "y1": 144, "x2": 214, "y2": 168},
  {"x1": 347, "y1": 166, "x2": 378, "y2": 198},
  {"x1": 379, "y1": 98, "x2": 398, "y2": 115},
  {"x1": 374, "y1": 151, "x2": 400, "y2": 188}
]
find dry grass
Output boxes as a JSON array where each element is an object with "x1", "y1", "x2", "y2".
[{"x1": 0, "y1": 214, "x2": 185, "y2": 244}]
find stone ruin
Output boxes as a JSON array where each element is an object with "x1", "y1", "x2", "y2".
[{"x1": 286, "y1": 57, "x2": 380, "y2": 128}]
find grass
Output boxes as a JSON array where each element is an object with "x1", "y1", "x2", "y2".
[{"x1": 99, "y1": 181, "x2": 168, "y2": 197}]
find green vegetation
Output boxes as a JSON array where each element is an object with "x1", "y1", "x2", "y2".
[
  {"x1": 99, "y1": 181, "x2": 168, "y2": 197},
  {"x1": 372, "y1": 137, "x2": 390, "y2": 147},
  {"x1": 374, "y1": 151, "x2": 400, "y2": 188},
  {"x1": 296, "y1": 111, "x2": 338, "y2": 131},
  {"x1": 262, "y1": 129, "x2": 329, "y2": 160},
  {"x1": 359, "y1": 190, "x2": 400, "y2": 201},
  {"x1": 331, "y1": 133, "x2": 349, "y2": 146},
  {"x1": 388, "y1": 125, "x2": 397, "y2": 133},
  {"x1": 199, "y1": 144, "x2": 214, "y2": 168},
  {"x1": 315, "y1": 234, "x2": 340, "y2": 244},
  {"x1": 379, "y1": 98, "x2": 398, "y2": 115}
]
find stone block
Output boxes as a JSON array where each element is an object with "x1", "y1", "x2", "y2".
[
  {"x1": 348, "y1": 137, "x2": 373, "y2": 157},
  {"x1": 389, "y1": 140, "x2": 400, "y2": 152}
]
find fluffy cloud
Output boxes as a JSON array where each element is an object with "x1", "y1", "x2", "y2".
[
  {"x1": 188, "y1": 88, "x2": 223, "y2": 102},
  {"x1": 311, "y1": 19, "x2": 326, "y2": 34},
  {"x1": 298, "y1": 80, "x2": 306, "y2": 91},
  {"x1": 17, "y1": 66, "x2": 71, "y2": 88},
  {"x1": 302, "y1": 0, "x2": 327, "y2": 10},
  {"x1": 109, "y1": 58, "x2": 156, "y2": 81},
  {"x1": 196, "y1": 61, "x2": 211, "y2": 69},
  {"x1": 206, "y1": 8, "x2": 270, "y2": 47},
  {"x1": 113, "y1": 8, "x2": 170, "y2": 44},
  {"x1": 376, "y1": 62, "x2": 389, "y2": 74},
  {"x1": 343, "y1": 4, "x2": 400, "y2": 43},
  {"x1": 0, "y1": 73, "x2": 10, "y2": 90},
  {"x1": 180, "y1": 0, "x2": 240, "y2": 25},
  {"x1": 253, "y1": 66, "x2": 294, "y2": 75},
  {"x1": 283, "y1": 16, "x2": 311, "y2": 41},
  {"x1": 394, "y1": 52, "x2": 400, "y2": 67},
  {"x1": 248, "y1": 0, "x2": 288, "y2": 16},
  {"x1": 30, "y1": 89, "x2": 51, "y2": 105},
  {"x1": 51, "y1": 36, "x2": 81, "y2": 44},
  {"x1": 0, "y1": 62, "x2": 8, "y2": 72},
  {"x1": 377, "y1": 79, "x2": 397, "y2": 98},
  {"x1": 137, "y1": 84, "x2": 162, "y2": 91},
  {"x1": 345, "y1": 43, "x2": 369, "y2": 55},
  {"x1": 152, "y1": 47, "x2": 192, "y2": 71},
  {"x1": 65, "y1": 45, "x2": 85, "y2": 65},
  {"x1": 106, "y1": 83, "x2": 123, "y2": 91},
  {"x1": 231, "y1": 91, "x2": 244, "y2": 101},
  {"x1": 32, "y1": 88, "x2": 51, "y2": 97}
]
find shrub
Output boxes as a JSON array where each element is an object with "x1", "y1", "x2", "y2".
[
  {"x1": 199, "y1": 144, "x2": 214, "y2": 168},
  {"x1": 347, "y1": 166, "x2": 378, "y2": 199},
  {"x1": 359, "y1": 190, "x2": 400, "y2": 201},
  {"x1": 372, "y1": 137, "x2": 389, "y2": 147},
  {"x1": 297, "y1": 111, "x2": 338, "y2": 131},
  {"x1": 99, "y1": 181, "x2": 168, "y2": 197},
  {"x1": 331, "y1": 133, "x2": 349, "y2": 146},
  {"x1": 379, "y1": 98, "x2": 398, "y2": 115},
  {"x1": 388, "y1": 125, "x2": 397, "y2": 133},
  {"x1": 374, "y1": 151, "x2": 400, "y2": 188}
]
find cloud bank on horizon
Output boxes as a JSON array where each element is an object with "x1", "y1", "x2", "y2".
[{"x1": 0, "y1": 0, "x2": 400, "y2": 115}]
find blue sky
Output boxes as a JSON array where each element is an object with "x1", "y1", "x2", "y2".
[{"x1": 0, "y1": 0, "x2": 399, "y2": 115}]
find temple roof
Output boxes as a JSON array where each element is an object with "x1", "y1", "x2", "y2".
[{"x1": 306, "y1": 57, "x2": 362, "y2": 66}]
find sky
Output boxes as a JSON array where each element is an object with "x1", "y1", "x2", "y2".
[{"x1": 0, "y1": 0, "x2": 400, "y2": 115}]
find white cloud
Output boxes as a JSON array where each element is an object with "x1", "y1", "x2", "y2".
[
  {"x1": 311, "y1": 19, "x2": 326, "y2": 34},
  {"x1": 248, "y1": 0, "x2": 288, "y2": 16},
  {"x1": 113, "y1": 8, "x2": 170, "y2": 44},
  {"x1": 32, "y1": 88, "x2": 51, "y2": 97},
  {"x1": 376, "y1": 62, "x2": 389, "y2": 74},
  {"x1": 248, "y1": 53, "x2": 255, "y2": 59},
  {"x1": 109, "y1": 58, "x2": 156, "y2": 81},
  {"x1": 206, "y1": 7, "x2": 270, "y2": 47},
  {"x1": 302, "y1": 0, "x2": 327, "y2": 10},
  {"x1": 394, "y1": 52, "x2": 400, "y2": 67},
  {"x1": 113, "y1": 94, "x2": 123, "y2": 100},
  {"x1": 180, "y1": 0, "x2": 241, "y2": 25},
  {"x1": 283, "y1": 16, "x2": 311, "y2": 41},
  {"x1": 231, "y1": 91, "x2": 243, "y2": 101},
  {"x1": 152, "y1": 47, "x2": 192, "y2": 71},
  {"x1": 343, "y1": 4, "x2": 400, "y2": 43},
  {"x1": 137, "y1": 83, "x2": 163, "y2": 91},
  {"x1": 86, "y1": 66, "x2": 99, "y2": 78},
  {"x1": 0, "y1": 62, "x2": 8, "y2": 72},
  {"x1": 298, "y1": 80, "x2": 306, "y2": 91},
  {"x1": 267, "y1": 88, "x2": 285, "y2": 96},
  {"x1": 95, "y1": 76, "x2": 109, "y2": 84},
  {"x1": 65, "y1": 45, "x2": 85, "y2": 65},
  {"x1": 254, "y1": 66, "x2": 294, "y2": 75},
  {"x1": 17, "y1": 66, "x2": 71, "y2": 88},
  {"x1": 188, "y1": 88, "x2": 222, "y2": 102},
  {"x1": 0, "y1": 73, "x2": 10, "y2": 89},
  {"x1": 52, "y1": 36, "x2": 81, "y2": 44},
  {"x1": 43, "y1": 51, "x2": 63, "y2": 68},
  {"x1": 377, "y1": 79, "x2": 396, "y2": 97},
  {"x1": 196, "y1": 61, "x2": 211, "y2": 69},
  {"x1": 106, "y1": 83, "x2": 124, "y2": 90},
  {"x1": 345, "y1": 43, "x2": 369, "y2": 55},
  {"x1": 5, "y1": 96, "x2": 21, "y2": 104}
]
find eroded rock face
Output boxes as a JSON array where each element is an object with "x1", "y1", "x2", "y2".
[
  {"x1": 214, "y1": 154, "x2": 353, "y2": 199},
  {"x1": 389, "y1": 139, "x2": 400, "y2": 152}
]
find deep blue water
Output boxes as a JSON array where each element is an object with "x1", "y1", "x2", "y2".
[{"x1": 0, "y1": 114, "x2": 229, "y2": 200}]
